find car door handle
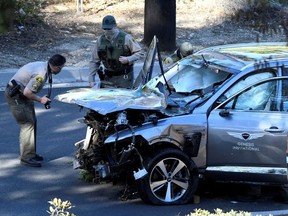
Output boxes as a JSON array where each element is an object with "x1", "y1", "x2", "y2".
[{"x1": 264, "y1": 127, "x2": 284, "y2": 133}]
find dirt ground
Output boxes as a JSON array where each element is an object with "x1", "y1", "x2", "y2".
[{"x1": 0, "y1": 0, "x2": 286, "y2": 69}]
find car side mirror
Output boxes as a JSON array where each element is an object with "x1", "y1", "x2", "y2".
[{"x1": 219, "y1": 109, "x2": 230, "y2": 117}]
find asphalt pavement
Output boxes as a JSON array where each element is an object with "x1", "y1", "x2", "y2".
[{"x1": 1, "y1": 65, "x2": 288, "y2": 216}]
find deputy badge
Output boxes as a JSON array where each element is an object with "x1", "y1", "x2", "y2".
[{"x1": 35, "y1": 76, "x2": 44, "y2": 83}]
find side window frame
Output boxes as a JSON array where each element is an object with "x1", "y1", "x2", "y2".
[
  {"x1": 216, "y1": 77, "x2": 288, "y2": 112},
  {"x1": 231, "y1": 80, "x2": 276, "y2": 111},
  {"x1": 213, "y1": 69, "x2": 277, "y2": 111}
]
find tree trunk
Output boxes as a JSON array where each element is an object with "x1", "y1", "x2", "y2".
[
  {"x1": 143, "y1": 0, "x2": 176, "y2": 52},
  {"x1": 0, "y1": 0, "x2": 15, "y2": 33}
]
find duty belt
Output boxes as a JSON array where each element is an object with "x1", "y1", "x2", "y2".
[{"x1": 105, "y1": 69, "x2": 132, "y2": 77}]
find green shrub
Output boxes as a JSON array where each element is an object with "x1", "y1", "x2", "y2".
[{"x1": 14, "y1": 0, "x2": 43, "y2": 27}]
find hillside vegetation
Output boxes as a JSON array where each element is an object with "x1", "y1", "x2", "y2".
[{"x1": 0, "y1": 0, "x2": 286, "y2": 68}]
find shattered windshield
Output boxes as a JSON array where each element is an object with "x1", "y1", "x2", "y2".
[
  {"x1": 143, "y1": 57, "x2": 233, "y2": 116},
  {"x1": 147, "y1": 57, "x2": 231, "y2": 94},
  {"x1": 169, "y1": 63, "x2": 229, "y2": 93}
]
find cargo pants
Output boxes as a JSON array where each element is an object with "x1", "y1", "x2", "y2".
[{"x1": 5, "y1": 86, "x2": 37, "y2": 160}]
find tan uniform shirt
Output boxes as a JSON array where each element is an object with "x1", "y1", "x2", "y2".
[{"x1": 10, "y1": 61, "x2": 48, "y2": 93}]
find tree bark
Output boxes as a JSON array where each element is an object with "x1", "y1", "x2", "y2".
[
  {"x1": 143, "y1": 0, "x2": 176, "y2": 52},
  {"x1": 0, "y1": 0, "x2": 15, "y2": 33}
]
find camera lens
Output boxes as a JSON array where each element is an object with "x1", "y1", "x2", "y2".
[{"x1": 44, "y1": 101, "x2": 51, "y2": 109}]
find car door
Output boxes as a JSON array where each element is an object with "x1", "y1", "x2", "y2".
[{"x1": 206, "y1": 76, "x2": 288, "y2": 183}]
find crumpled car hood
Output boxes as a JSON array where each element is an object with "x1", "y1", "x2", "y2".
[
  {"x1": 55, "y1": 36, "x2": 164, "y2": 115},
  {"x1": 54, "y1": 87, "x2": 166, "y2": 115}
]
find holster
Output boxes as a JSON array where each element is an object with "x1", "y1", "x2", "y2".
[
  {"x1": 7, "y1": 79, "x2": 21, "y2": 97},
  {"x1": 97, "y1": 67, "x2": 105, "y2": 81}
]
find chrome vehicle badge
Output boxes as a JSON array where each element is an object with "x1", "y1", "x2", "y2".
[{"x1": 227, "y1": 132, "x2": 264, "y2": 141}]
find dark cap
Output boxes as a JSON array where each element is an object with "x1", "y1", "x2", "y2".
[
  {"x1": 48, "y1": 54, "x2": 66, "y2": 66},
  {"x1": 102, "y1": 15, "x2": 116, "y2": 29}
]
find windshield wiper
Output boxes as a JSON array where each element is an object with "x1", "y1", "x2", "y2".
[
  {"x1": 201, "y1": 54, "x2": 210, "y2": 67},
  {"x1": 185, "y1": 83, "x2": 216, "y2": 108}
]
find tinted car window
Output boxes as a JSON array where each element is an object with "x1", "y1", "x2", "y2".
[
  {"x1": 283, "y1": 67, "x2": 288, "y2": 76},
  {"x1": 282, "y1": 67, "x2": 288, "y2": 107}
]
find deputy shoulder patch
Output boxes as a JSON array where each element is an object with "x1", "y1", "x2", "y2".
[
  {"x1": 32, "y1": 83, "x2": 39, "y2": 90},
  {"x1": 35, "y1": 76, "x2": 44, "y2": 83}
]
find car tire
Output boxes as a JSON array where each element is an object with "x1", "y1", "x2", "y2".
[{"x1": 137, "y1": 148, "x2": 199, "y2": 205}]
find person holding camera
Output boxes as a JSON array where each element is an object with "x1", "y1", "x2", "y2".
[
  {"x1": 4, "y1": 54, "x2": 66, "y2": 167},
  {"x1": 88, "y1": 15, "x2": 143, "y2": 89}
]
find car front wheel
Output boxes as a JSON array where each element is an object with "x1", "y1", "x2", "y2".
[{"x1": 137, "y1": 148, "x2": 199, "y2": 205}]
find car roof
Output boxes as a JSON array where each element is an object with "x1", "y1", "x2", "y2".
[{"x1": 194, "y1": 42, "x2": 288, "y2": 73}]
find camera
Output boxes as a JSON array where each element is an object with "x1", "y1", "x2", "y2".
[
  {"x1": 44, "y1": 96, "x2": 51, "y2": 109},
  {"x1": 97, "y1": 67, "x2": 105, "y2": 80},
  {"x1": 44, "y1": 101, "x2": 51, "y2": 109}
]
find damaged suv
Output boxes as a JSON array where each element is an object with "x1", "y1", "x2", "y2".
[{"x1": 55, "y1": 37, "x2": 288, "y2": 205}]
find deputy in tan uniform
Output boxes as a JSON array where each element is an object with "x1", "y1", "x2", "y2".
[
  {"x1": 4, "y1": 54, "x2": 66, "y2": 167},
  {"x1": 89, "y1": 15, "x2": 143, "y2": 89},
  {"x1": 163, "y1": 42, "x2": 194, "y2": 69}
]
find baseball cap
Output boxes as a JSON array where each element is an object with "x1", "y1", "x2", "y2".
[
  {"x1": 102, "y1": 15, "x2": 116, "y2": 29},
  {"x1": 49, "y1": 54, "x2": 66, "y2": 66}
]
